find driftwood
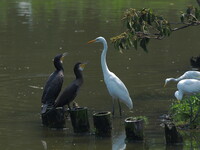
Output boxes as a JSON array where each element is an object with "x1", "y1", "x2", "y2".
[
  {"x1": 69, "y1": 107, "x2": 90, "y2": 133},
  {"x1": 125, "y1": 117, "x2": 144, "y2": 141},
  {"x1": 41, "y1": 106, "x2": 67, "y2": 129},
  {"x1": 93, "y1": 111, "x2": 112, "y2": 137}
]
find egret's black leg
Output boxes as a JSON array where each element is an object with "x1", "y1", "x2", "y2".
[
  {"x1": 112, "y1": 99, "x2": 115, "y2": 116},
  {"x1": 118, "y1": 99, "x2": 122, "y2": 116}
]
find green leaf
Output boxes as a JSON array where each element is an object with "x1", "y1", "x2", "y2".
[
  {"x1": 140, "y1": 38, "x2": 149, "y2": 52},
  {"x1": 195, "y1": 7, "x2": 200, "y2": 19},
  {"x1": 166, "y1": 28, "x2": 171, "y2": 36},
  {"x1": 180, "y1": 14, "x2": 185, "y2": 23},
  {"x1": 186, "y1": 7, "x2": 191, "y2": 14}
]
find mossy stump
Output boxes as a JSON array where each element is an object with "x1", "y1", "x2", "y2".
[
  {"x1": 164, "y1": 122, "x2": 183, "y2": 144},
  {"x1": 93, "y1": 111, "x2": 112, "y2": 137},
  {"x1": 41, "y1": 106, "x2": 67, "y2": 129},
  {"x1": 69, "y1": 107, "x2": 90, "y2": 133},
  {"x1": 125, "y1": 117, "x2": 144, "y2": 141}
]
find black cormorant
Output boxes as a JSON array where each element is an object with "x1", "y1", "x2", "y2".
[
  {"x1": 41, "y1": 53, "x2": 67, "y2": 113},
  {"x1": 54, "y1": 62, "x2": 86, "y2": 109},
  {"x1": 190, "y1": 55, "x2": 200, "y2": 69}
]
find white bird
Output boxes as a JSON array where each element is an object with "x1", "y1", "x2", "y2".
[
  {"x1": 175, "y1": 79, "x2": 200, "y2": 100},
  {"x1": 164, "y1": 71, "x2": 200, "y2": 87},
  {"x1": 88, "y1": 36, "x2": 133, "y2": 116}
]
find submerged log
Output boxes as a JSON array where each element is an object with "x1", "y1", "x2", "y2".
[
  {"x1": 41, "y1": 106, "x2": 67, "y2": 129},
  {"x1": 125, "y1": 117, "x2": 144, "y2": 141},
  {"x1": 164, "y1": 122, "x2": 183, "y2": 144},
  {"x1": 69, "y1": 107, "x2": 90, "y2": 133},
  {"x1": 93, "y1": 111, "x2": 112, "y2": 137}
]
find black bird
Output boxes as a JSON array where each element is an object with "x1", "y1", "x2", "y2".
[
  {"x1": 41, "y1": 53, "x2": 67, "y2": 113},
  {"x1": 190, "y1": 55, "x2": 200, "y2": 69},
  {"x1": 54, "y1": 62, "x2": 86, "y2": 109}
]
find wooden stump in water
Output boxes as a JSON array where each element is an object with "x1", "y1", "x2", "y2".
[
  {"x1": 69, "y1": 107, "x2": 90, "y2": 133},
  {"x1": 164, "y1": 122, "x2": 183, "y2": 144},
  {"x1": 93, "y1": 111, "x2": 112, "y2": 137},
  {"x1": 41, "y1": 106, "x2": 67, "y2": 129},
  {"x1": 125, "y1": 117, "x2": 144, "y2": 141}
]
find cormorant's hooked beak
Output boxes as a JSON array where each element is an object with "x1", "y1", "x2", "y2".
[
  {"x1": 60, "y1": 52, "x2": 68, "y2": 62},
  {"x1": 87, "y1": 39, "x2": 96, "y2": 44}
]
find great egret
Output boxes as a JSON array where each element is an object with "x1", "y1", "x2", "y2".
[
  {"x1": 87, "y1": 36, "x2": 133, "y2": 116},
  {"x1": 175, "y1": 79, "x2": 200, "y2": 100},
  {"x1": 54, "y1": 62, "x2": 86, "y2": 109},
  {"x1": 41, "y1": 53, "x2": 67, "y2": 114},
  {"x1": 164, "y1": 71, "x2": 200, "y2": 87}
]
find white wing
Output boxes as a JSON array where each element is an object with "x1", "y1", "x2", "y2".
[
  {"x1": 104, "y1": 72, "x2": 133, "y2": 109},
  {"x1": 178, "y1": 79, "x2": 200, "y2": 94}
]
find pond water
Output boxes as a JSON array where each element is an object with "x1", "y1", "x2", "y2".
[{"x1": 0, "y1": 0, "x2": 200, "y2": 149}]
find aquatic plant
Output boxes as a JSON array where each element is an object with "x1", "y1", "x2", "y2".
[{"x1": 169, "y1": 95, "x2": 200, "y2": 129}]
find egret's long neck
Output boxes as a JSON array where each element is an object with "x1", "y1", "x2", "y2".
[{"x1": 101, "y1": 40, "x2": 110, "y2": 76}]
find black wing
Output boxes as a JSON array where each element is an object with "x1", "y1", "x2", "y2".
[
  {"x1": 41, "y1": 71, "x2": 64, "y2": 105},
  {"x1": 54, "y1": 80, "x2": 81, "y2": 107}
]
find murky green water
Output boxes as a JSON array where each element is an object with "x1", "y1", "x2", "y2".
[{"x1": 0, "y1": 0, "x2": 200, "y2": 149}]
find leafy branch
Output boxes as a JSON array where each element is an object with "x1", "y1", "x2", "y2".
[{"x1": 110, "y1": 5, "x2": 200, "y2": 52}]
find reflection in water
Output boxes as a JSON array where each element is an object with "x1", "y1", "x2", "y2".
[
  {"x1": 29, "y1": 85, "x2": 43, "y2": 89},
  {"x1": 41, "y1": 140, "x2": 47, "y2": 150},
  {"x1": 16, "y1": 1, "x2": 33, "y2": 28},
  {"x1": 112, "y1": 132, "x2": 126, "y2": 150}
]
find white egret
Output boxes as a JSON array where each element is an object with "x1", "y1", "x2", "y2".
[
  {"x1": 164, "y1": 71, "x2": 200, "y2": 87},
  {"x1": 175, "y1": 79, "x2": 200, "y2": 100},
  {"x1": 87, "y1": 36, "x2": 133, "y2": 116}
]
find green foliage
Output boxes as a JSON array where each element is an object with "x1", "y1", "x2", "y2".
[
  {"x1": 137, "y1": 116, "x2": 149, "y2": 124},
  {"x1": 169, "y1": 95, "x2": 200, "y2": 128},
  {"x1": 111, "y1": 5, "x2": 200, "y2": 52},
  {"x1": 180, "y1": 5, "x2": 200, "y2": 24},
  {"x1": 110, "y1": 8, "x2": 172, "y2": 52},
  {"x1": 128, "y1": 116, "x2": 149, "y2": 124}
]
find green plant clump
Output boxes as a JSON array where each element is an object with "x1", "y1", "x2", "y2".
[{"x1": 169, "y1": 95, "x2": 200, "y2": 129}]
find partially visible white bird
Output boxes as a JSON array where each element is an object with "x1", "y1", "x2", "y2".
[
  {"x1": 87, "y1": 36, "x2": 133, "y2": 116},
  {"x1": 175, "y1": 79, "x2": 200, "y2": 100},
  {"x1": 164, "y1": 71, "x2": 200, "y2": 87}
]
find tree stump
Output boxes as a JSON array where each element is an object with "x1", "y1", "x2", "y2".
[
  {"x1": 164, "y1": 122, "x2": 183, "y2": 144},
  {"x1": 69, "y1": 107, "x2": 90, "y2": 133},
  {"x1": 125, "y1": 117, "x2": 144, "y2": 141},
  {"x1": 41, "y1": 106, "x2": 67, "y2": 129},
  {"x1": 93, "y1": 111, "x2": 112, "y2": 137}
]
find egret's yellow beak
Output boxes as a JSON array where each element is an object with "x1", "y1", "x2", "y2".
[
  {"x1": 164, "y1": 83, "x2": 166, "y2": 87},
  {"x1": 87, "y1": 39, "x2": 96, "y2": 44}
]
